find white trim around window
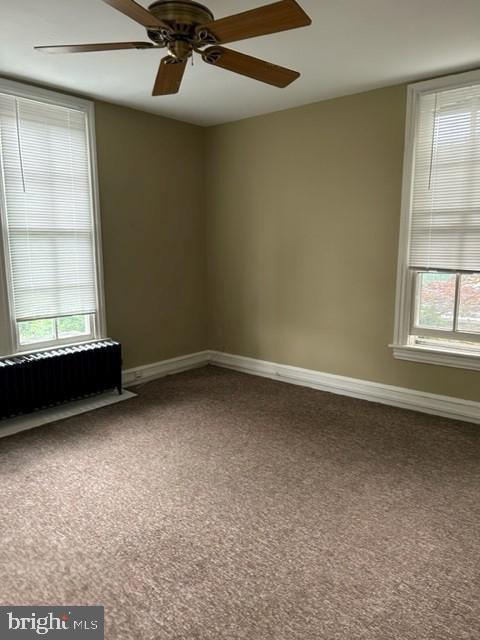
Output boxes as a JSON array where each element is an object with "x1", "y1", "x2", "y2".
[
  {"x1": 392, "y1": 69, "x2": 480, "y2": 371},
  {"x1": 0, "y1": 77, "x2": 107, "y2": 357}
]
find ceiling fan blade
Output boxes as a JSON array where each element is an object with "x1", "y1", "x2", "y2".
[
  {"x1": 35, "y1": 42, "x2": 155, "y2": 54},
  {"x1": 196, "y1": 0, "x2": 311, "y2": 45},
  {"x1": 102, "y1": 0, "x2": 170, "y2": 30},
  {"x1": 202, "y1": 46, "x2": 300, "y2": 88},
  {"x1": 153, "y1": 56, "x2": 187, "y2": 95}
]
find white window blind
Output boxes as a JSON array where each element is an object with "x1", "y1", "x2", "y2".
[
  {"x1": 409, "y1": 84, "x2": 480, "y2": 272},
  {"x1": 0, "y1": 93, "x2": 98, "y2": 322}
]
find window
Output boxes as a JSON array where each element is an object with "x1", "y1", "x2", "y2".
[
  {"x1": 0, "y1": 79, "x2": 105, "y2": 356},
  {"x1": 393, "y1": 70, "x2": 480, "y2": 370}
]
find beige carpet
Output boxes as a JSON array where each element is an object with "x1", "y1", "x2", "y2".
[{"x1": 0, "y1": 366, "x2": 479, "y2": 639}]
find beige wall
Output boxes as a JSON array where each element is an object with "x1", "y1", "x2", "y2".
[
  {"x1": 95, "y1": 101, "x2": 206, "y2": 369},
  {"x1": 205, "y1": 84, "x2": 479, "y2": 402}
]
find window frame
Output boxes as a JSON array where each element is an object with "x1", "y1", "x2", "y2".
[
  {"x1": 392, "y1": 69, "x2": 480, "y2": 371},
  {"x1": 16, "y1": 314, "x2": 97, "y2": 352},
  {"x1": 0, "y1": 77, "x2": 107, "y2": 357},
  {"x1": 411, "y1": 270, "x2": 480, "y2": 342}
]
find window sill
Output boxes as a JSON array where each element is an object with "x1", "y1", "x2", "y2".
[{"x1": 391, "y1": 344, "x2": 480, "y2": 371}]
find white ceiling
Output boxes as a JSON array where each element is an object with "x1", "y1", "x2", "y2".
[{"x1": 1, "y1": 0, "x2": 480, "y2": 126}]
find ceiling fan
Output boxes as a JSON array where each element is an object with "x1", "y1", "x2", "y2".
[{"x1": 35, "y1": 0, "x2": 312, "y2": 96}]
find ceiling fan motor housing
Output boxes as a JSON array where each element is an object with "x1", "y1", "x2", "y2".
[
  {"x1": 148, "y1": 0, "x2": 214, "y2": 24},
  {"x1": 147, "y1": 0, "x2": 215, "y2": 59},
  {"x1": 147, "y1": 0, "x2": 214, "y2": 45}
]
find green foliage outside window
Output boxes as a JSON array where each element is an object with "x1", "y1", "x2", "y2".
[{"x1": 18, "y1": 315, "x2": 90, "y2": 346}]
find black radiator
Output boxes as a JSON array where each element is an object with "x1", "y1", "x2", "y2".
[{"x1": 0, "y1": 340, "x2": 122, "y2": 420}]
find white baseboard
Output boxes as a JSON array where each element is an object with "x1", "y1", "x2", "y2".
[
  {"x1": 121, "y1": 349, "x2": 479, "y2": 425},
  {"x1": 209, "y1": 351, "x2": 480, "y2": 425},
  {"x1": 122, "y1": 351, "x2": 210, "y2": 387}
]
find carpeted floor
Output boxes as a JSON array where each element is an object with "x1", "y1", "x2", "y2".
[{"x1": 0, "y1": 366, "x2": 479, "y2": 639}]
